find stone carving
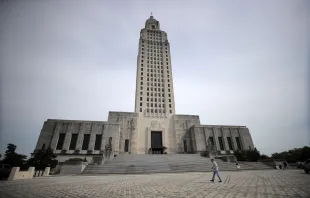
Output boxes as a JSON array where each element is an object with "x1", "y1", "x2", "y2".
[
  {"x1": 105, "y1": 137, "x2": 113, "y2": 159},
  {"x1": 151, "y1": 121, "x2": 161, "y2": 129}
]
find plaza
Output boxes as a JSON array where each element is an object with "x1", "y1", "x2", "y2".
[{"x1": 1, "y1": 170, "x2": 309, "y2": 198}]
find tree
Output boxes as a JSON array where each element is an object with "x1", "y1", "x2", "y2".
[
  {"x1": 1, "y1": 143, "x2": 27, "y2": 167},
  {"x1": 234, "y1": 150, "x2": 247, "y2": 161},
  {"x1": 260, "y1": 154, "x2": 269, "y2": 160},
  {"x1": 28, "y1": 147, "x2": 58, "y2": 170},
  {"x1": 247, "y1": 148, "x2": 261, "y2": 162},
  {"x1": 234, "y1": 148, "x2": 261, "y2": 162},
  {"x1": 271, "y1": 146, "x2": 310, "y2": 162}
]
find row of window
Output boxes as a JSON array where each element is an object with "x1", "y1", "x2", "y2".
[
  {"x1": 56, "y1": 134, "x2": 103, "y2": 151},
  {"x1": 141, "y1": 44, "x2": 168, "y2": 50},
  {"x1": 208, "y1": 136, "x2": 242, "y2": 151},
  {"x1": 139, "y1": 96, "x2": 171, "y2": 102},
  {"x1": 142, "y1": 72, "x2": 170, "y2": 78},
  {"x1": 140, "y1": 59, "x2": 169, "y2": 64},
  {"x1": 141, "y1": 40, "x2": 168, "y2": 46},
  {"x1": 140, "y1": 54, "x2": 169, "y2": 59},
  {"x1": 140, "y1": 78, "x2": 171, "y2": 84},
  {"x1": 139, "y1": 108, "x2": 173, "y2": 114}
]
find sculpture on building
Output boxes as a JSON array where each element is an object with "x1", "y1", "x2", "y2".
[{"x1": 105, "y1": 137, "x2": 113, "y2": 159}]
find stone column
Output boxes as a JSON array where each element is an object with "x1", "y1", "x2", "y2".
[
  {"x1": 50, "y1": 123, "x2": 61, "y2": 151},
  {"x1": 63, "y1": 122, "x2": 73, "y2": 151},
  {"x1": 75, "y1": 123, "x2": 85, "y2": 150},
  {"x1": 88, "y1": 123, "x2": 97, "y2": 151},
  {"x1": 237, "y1": 128, "x2": 244, "y2": 150},
  {"x1": 221, "y1": 127, "x2": 228, "y2": 150},
  {"x1": 100, "y1": 124, "x2": 107, "y2": 151},
  {"x1": 229, "y1": 128, "x2": 238, "y2": 150},
  {"x1": 213, "y1": 127, "x2": 220, "y2": 151}
]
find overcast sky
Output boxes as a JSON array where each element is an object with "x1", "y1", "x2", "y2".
[{"x1": 0, "y1": 0, "x2": 309, "y2": 157}]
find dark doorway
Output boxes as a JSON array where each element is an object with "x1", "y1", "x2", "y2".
[
  {"x1": 124, "y1": 139, "x2": 129, "y2": 152},
  {"x1": 151, "y1": 131, "x2": 163, "y2": 154},
  {"x1": 183, "y1": 140, "x2": 187, "y2": 153}
]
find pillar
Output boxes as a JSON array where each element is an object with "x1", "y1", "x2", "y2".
[
  {"x1": 100, "y1": 124, "x2": 107, "y2": 151},
  {"x1": 43, "y1": 167, "x2": 50, "y2": 176},
  {"x1": 75, "y1": 123, "x2": 85, "y2": 150},
  {"x1": 8, "y1": 167, "x2": 19, "y2": 181},
  {"x1": 63, "y1": 122, "x2": 73, "y2": 150},
  {"x1": 50, "y1": 123, "x2": 61, "y2": 151},
  {"x1": 88, "y1": 123, "x2": 97, "y2": 151},
  {"x1": 28, "y1": 167, "x2": 35, "y2": 179},
  {"x1": 229, "y1": 128, "x2": 238, "y2": 150}
]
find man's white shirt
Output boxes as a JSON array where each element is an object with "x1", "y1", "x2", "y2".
[{"x1": 212, "y1": 161, "x2": 219, "y2": 171}]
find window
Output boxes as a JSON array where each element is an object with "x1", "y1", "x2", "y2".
[
  {"x1": 218, "y1": 137, "x2": 224, "y2": 150},
  {"x1": 141, "y1": 77, "x2": 143, "y2": 80},
  {"x1": 82, "y1": 134, "x2": 90, "y2": 150},
  {"x1": 169, "y1": 104, "x2": 171, "y2": 108},
  {"x1": 140, "y1": 108, "x2": 142, "y2": 112},
  {"x1": 56, "y1": 133, "x2": 66, "y2": 150},
  {"x1": 141, "y1": 82, "x2": 143, "y2": 85},
  {"x1": 169, "y1": 94, "x2": 171, "y2": 97},
  {"x1": 147, "y1": 103, "x2": 149, "y2": 107},
  {"x1": 94, "y1": 135, "x2": 102, "y2": 150},
  {"x1": 141, "y1": 86, "x2": 143, "y2": 90},
  {"x1": 170, "y1": 110, "x2": 172, "y2": 113},
  {"x1": 235, "y1": 137, "x2": 242, "y2": 150},
  {"x1": 69, "y1": 134, "x2": 78, "y2": 150},
  {"x1": 169, "y1": 99, "x2": 171, "y2": 102},
  {"x1": 209, "y1": 137, "x2": 214, "y2": 146},
  {"x1": 124, "y1": 139, "x2": 129, "y2": 152},
  {"x1": 168, "y1": 84, "x2": 170, "y2": 87},
  {"x1": 227, "y1": 137, "x2": 233, "y2": 150},
  {"x1": 168, "y1": 89, "x2": 170, "y2": 92},
  {"x1": 140, "y1": 102, "x2": 142, "y2": 107},
  {"x1": 140, "y1": 97, "x2": 142, "y2": 101}
]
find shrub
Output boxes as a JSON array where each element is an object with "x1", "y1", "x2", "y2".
[
  {"x1": 64, "y1": 158, "x2": 84, "y2": 164},
  {"x1": 200, "y1": 151, "x2": 209, "y2": 157}
]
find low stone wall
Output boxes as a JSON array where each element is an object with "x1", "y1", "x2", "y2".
[
  {"x1": 8, "y1": 167, "x2": 50, "y2": 181},
  {"x1": 60, "y1": 162, "x2": 88, "y2": 175}
]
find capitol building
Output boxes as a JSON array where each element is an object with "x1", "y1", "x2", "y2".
[{"x1": 33, "y1": 15, "x2": 254, "y2": 163}]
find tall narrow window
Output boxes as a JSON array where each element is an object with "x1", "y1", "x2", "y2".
[
  {"x1": 94, "y1": 135, "x2": 102, "y2": 150},
  {"x1": 227, "y1": 137, "x2": 233, "y2": 150},
  {"x1": 209, "y1": 137, "x2": 214, "y2": 146},
  {"x1": 235, "y1": 137, "x2": 242, "y2": 150},
  {"x1": 69, "y1": 134, "x2": 78, "y2": 150},
  {"x1": 124, "y1": 139, "x2": 129, "y2": 152},
  {"x1": 82, "y1": 134, "x2": 90, "y2": 150},
  {"x1": 218, "y1": 137, "x2": 224, "y2": 150},
  {"x1": 56, "y1": 133, "x2": 66, "y2": 150}
]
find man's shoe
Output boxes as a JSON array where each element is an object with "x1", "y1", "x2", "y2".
[
  {"x1": 219, "y1": 181, "x2": 222, "y2": 183},
  {"x1": 210, "y1": 180, "x2": 214, "y2": 182}
]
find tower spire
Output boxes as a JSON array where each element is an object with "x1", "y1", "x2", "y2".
[{"x1": 151, "y1": 12, "x2": 152, "y2": 16}]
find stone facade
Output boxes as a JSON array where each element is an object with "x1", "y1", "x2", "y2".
[{"x1": 32, "y1": 15, "x2": 255, "y2": 163}]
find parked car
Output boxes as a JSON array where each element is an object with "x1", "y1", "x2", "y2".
[
  {"x1": 304, "y1": 159, "x2": 310, "y2": 174},
  {"x1": 296, "y1": 161, "x2": 304, "y2": 169},
  {"x1": 0, "y1": 164, "x2": 13, "y2": 179}
]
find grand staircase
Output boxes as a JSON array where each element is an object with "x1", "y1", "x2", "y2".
[{"x1": 82, "y1": 154, "x2": 273, "y2": 174}]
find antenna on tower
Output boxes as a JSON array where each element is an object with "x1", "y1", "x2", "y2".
[{"x1": 151, "y1": 12, "x2": 153, "y2": 16}]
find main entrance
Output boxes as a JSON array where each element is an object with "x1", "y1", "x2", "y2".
[{"x1": 151, "y1": 131, "x2": 163, "y2": 154}]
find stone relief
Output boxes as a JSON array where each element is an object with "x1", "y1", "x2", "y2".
[{"x1": 151, "y1": 120, "x2": 161, "y2": 129}]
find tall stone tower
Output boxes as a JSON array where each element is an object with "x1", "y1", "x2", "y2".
[{"x1": 134, "y1": 15, "x2": 177, "y2": 154}]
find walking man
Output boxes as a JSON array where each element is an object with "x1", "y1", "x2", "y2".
[{"x1": 210, "y1": 158, "x2": 222, "y2": 182}]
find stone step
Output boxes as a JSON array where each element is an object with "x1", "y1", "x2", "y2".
[{"x1": 82, "y1": 154, "x2": 273, "y2": 174}]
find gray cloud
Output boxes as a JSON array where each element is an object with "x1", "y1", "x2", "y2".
[{"x1": 1, "y1": 0, "x2": 309, "y2": 156}]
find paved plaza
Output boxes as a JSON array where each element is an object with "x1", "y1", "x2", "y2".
[{"x1": 0, "y1": 170, "x2": 309, "y2": 198}]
